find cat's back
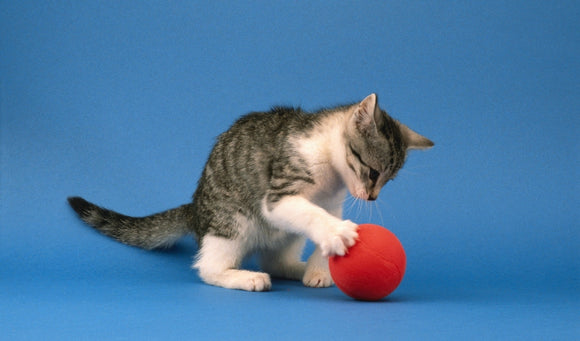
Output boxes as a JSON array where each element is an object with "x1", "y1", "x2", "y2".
[{"x1": 224, "y1": 106, "x2": 318, "y2": 142}]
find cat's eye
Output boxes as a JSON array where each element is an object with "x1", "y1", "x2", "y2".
[
  {"x1": 350, "y1": 145, "x2": 364, "y2": 165},
  {"x1": 369, "y1": 168, "x2": 380, "y2": 183}
]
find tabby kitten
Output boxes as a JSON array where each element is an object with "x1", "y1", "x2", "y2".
[{"x1": 68, "y1": 93, "x2": 433, "y2": 291}]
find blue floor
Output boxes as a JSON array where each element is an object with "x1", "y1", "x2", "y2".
[
  {"x1": 3, "y1": 239, "x2": 577, "y2": 340},
  {"x1": 1, "y1": 1, "x2": 578, "y2": 340}
]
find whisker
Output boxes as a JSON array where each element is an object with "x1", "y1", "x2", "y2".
[
  {"x1": 355, "y1": 198, "x2": 362, "y2": 219},
  {"x1": 374, "y1": 200, "x2": 385, "y2": 226},
  {"x1": 343, "y1": 194, "x2": 391, "y2": 226},
  {"x1": 356, "y1": 197, "x2": 366, "y2": 222},
  {"x1": 345, "y1": 195, "x2": 357, "y2": 217}
]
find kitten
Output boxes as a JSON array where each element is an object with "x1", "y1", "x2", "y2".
[{"x1": 68, "y1": 93, "x2": 433, "y2": 291}]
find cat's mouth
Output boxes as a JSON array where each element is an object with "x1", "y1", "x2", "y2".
[{"x1": 350, "y1": 187, "x2": 376, "y2": 201}]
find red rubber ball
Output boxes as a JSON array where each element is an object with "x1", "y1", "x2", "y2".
[{"x1": 329, "y1": 224, "x2": 406, "y2": 301}]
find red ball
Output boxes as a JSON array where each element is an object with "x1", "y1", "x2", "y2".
[{"x1": 329, "y1": 224, "x2": 406, "y2": 301}]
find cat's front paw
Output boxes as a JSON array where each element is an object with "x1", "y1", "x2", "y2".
[
  {"x1": 320, "y1": 220, "x2": 358, "y2": 257},
  {"x1": 303, "y1": 268, "x2": 334, "y2": 288}
]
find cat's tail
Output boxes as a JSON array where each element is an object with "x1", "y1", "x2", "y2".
[{"x1": 67, "y1": 197, "x2": 193, "y2": 250}]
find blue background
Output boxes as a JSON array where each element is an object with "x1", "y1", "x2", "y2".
[{"x1": 1, "y1": 1, "x2": 578, "y2": 339}]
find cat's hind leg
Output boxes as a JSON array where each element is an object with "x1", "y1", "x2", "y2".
[
  {"x1": 260, "y1": 234, "x2": 307, "y2": 281},
  {"x1": 303, "y1": 246, "x2": 334, "y2": 288},
  {"x1": 193, "y1": 235, "x2": 271, "y2": 291}
]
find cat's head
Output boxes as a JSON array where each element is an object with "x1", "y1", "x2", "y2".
[{"x1": 343, "y1": 93, "x2": 433, "y2": 201}]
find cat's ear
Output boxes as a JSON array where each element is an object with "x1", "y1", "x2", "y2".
[
  {"x1": 353, "y1": 93, "x2": 383, "y2": 133},
  {"x1": 398, "y1": 122, "x2": 434, "y2": 150}
]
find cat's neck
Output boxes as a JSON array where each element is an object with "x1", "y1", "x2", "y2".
[
  {"x1": 293, "y1": 107, "x2": 351, "y2": 170},
  {"x1": 292, "y1": 108, "x2": 352, "y2": 207}
]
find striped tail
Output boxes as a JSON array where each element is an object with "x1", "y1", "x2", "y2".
[{"x1": 67, "y1": 196, "x2": 193, "y2": 250}]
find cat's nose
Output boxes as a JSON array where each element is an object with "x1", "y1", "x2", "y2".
[{"x1": 368, "y1": 194, "x2": 377, "y2": 201}]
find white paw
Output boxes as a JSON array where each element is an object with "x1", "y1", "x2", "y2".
[
  {"x1": 303, "y1": 268, "x2": 334, "y2": 288},
  {"x1": 239, "y1": 272, "x2": 272, "y2": 292},
  {"x1": 200, "y1": 269, "x2": 272, "y2": 292},
  {"x1": 320, "y1": 220, "x2": 358, "y2": 257}
]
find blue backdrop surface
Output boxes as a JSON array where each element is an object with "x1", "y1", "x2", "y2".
[{"x1": 1, "y1": 1, "x2": 578, "y2": 340}]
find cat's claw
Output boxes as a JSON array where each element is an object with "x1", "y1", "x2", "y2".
[{"x1": 320, "y1": 220, "x2": 358, "y2": 257}]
